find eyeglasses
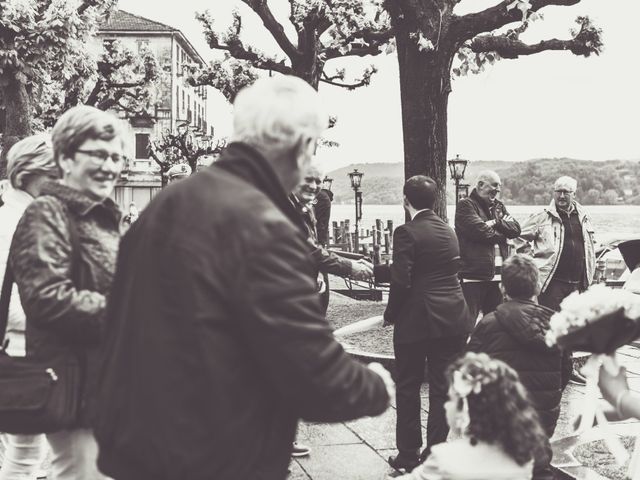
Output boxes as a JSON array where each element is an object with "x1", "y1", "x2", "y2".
[
  {"x1": 554, "y1": 190, "x2": 574, "y2": 196},
  {"x1": 75, "y1": 149, "x2": 125, "y2": 165}
]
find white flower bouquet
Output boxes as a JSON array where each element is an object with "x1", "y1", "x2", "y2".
[{"x1": 546, "y1": 284, "x2": 640, "y2": 354}]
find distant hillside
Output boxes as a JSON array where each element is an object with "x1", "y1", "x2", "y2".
[{"x1": 327, "y1": 158, "x2": 640, "y2": 205}]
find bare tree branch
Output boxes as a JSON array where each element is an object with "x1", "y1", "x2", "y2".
[
  {"x1": 471, "y1": 35, "x2": 580, "y2": 58},
  {"x1": 451, "y1": 0, "x2": 581, "y2": 42},
  {"x1": 320, "y1": 66, "x2": 377, "y2": 90},
  {"x1": 319, "y1": 76, "x2": 370, "y2": 90},
  {"x1": 77, "y1": 0, "x2": 101, "y2": 15},
  {"x1": 242, "y1": 0, "x2": 300, "y2": 60},
  {"x1": 469, "y1": 16, "x2": 602, "y2": 58},
  {"x1": 84, "y1": 81, "x2": 104, "y2": 106},
  {"x1": 105, "y1": 81, "x2": 145, "y2": 89}
]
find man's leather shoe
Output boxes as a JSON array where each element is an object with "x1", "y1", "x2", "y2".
[{"x1": 388, "y1": 453, "x2": 420, "y2": 472}]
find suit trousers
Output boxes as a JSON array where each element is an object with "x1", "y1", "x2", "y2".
[
  {"x1": 394, "y1": 335, "x2": 467, "y2": 456},
  {"x1": 461, "y1": 281, "x2": 503, "y2": 323}
]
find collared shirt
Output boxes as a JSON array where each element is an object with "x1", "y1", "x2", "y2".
[{"x1": 410, "y1": 208, "x2": 430, "y2": 220}]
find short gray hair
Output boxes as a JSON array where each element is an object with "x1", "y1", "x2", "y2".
[
  {"x1": 52, "y1": 105, "x2": 126, "y2": 164},
  {"x1": 7, "y1": 134, "x2": 58, "y2": 190},
  {"x1": 554, "y1": 176, "x2": 577, "y2": 192},
  {"x1": 231, "y1": 76, "x2": 327, "y2": 152},
  {"x1": 476, "y1": 170, "x2": 500, "y2": 187}
]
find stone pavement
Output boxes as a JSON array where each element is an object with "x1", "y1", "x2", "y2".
[{"x1": 288, "y1": 345, "x2": 640, "y2": 480}]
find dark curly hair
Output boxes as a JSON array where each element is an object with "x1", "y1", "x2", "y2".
[{"x1": 447, "y1": 352, "x2": 548, "y2": 466}]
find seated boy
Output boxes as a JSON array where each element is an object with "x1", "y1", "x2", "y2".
[{"x1": 467, "y1": 254, "x2": 570, "y2": 480}]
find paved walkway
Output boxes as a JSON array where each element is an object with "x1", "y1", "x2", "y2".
[{"x1": 288, "y1": 345, "x2": 640, "y2": 480}]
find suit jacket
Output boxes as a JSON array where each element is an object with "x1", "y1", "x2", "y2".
[{"x1": 383, "y1": 210, "x2": 472, "y2": 344}]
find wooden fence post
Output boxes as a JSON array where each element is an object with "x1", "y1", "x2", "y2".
[{"x1": 375, "y1": 219, "x2": 383, "y2": 246}]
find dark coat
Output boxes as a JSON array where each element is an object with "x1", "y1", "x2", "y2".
[
  {"x1": 467, "y1": 299, "x2": 569, "y2": 435},
  {"x1": 455, "y1": 189, "x2": 521, "y2": 280},
  {"x1": 313, "y1": 189, "x2": 332, "y2": 246},
  {"x1": 93, "y1": 143, "x2": 389, "y2": 480},
  {"x1": 290, "y1": 194, "x2": 352, "y2": 279},
  {"x1": 9, "y1": 181, "x2": 121, "y2": 427},
  {"x1": 383, "y1": 210, "x2": 472, "y2": 344},
  {"x1": 290, "y1": 194, "x2": 351, "y2": 314}
]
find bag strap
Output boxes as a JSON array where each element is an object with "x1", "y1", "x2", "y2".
[
  {"x1": 0, "y1": 260, "x2": 14, "y2": 349},
  {"x1": 0, "y1": 204, "x2": 81, "y2": 349}
]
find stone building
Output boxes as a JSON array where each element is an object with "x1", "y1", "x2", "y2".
[{"x1": 98, "y1": 10, "x2": 214, "y2": 210}]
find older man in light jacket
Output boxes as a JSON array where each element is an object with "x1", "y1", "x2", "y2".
[
  {"x1": 513, "y1": 175, "x2": 596, "y2": 384},
  {"x1": 514, "y1": 176, "x2": 596, "y2": 304}
]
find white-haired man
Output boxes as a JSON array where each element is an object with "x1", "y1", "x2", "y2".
[
  {"x1": 514, "y1": 175, "x2": 596, "y2": 385},
  {"x1": 291, "y1": 161, "x2": 372, "y2": 314},
  {"x1": 93, "y1": 76, "x2": 393, "y2": 480},
  {"x1": 455, "y1": 170, "x2": 521, "y2": 321}
]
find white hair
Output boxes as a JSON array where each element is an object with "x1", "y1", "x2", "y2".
[
  {"x1": 304, "y1": 159, "x2": 325, "y2": 179},
  {"x1": 231, "y1": 75, "x2": 327, "y2": 152},
  {"x1": 475, "y1": 170, "x2": 500, "y2": 187},
  {"x1": 554, "y1": 176, "x2": 578, "y2": 192},
  {"x1": 7, "y1": 134, "x2": 58, "y2": 190}
]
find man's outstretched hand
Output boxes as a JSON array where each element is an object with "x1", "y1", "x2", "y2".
[{"x1": 351, "y1": 259, "x2": 373, "y2": 282}]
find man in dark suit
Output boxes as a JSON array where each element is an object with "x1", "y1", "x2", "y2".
[{"x1": 384, "y1": 176, "x2": 472, "y2": 472}]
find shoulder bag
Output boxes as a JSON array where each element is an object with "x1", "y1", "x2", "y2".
[{"x1": 0, "y1": 213, "x2": 82, "y2": 434}]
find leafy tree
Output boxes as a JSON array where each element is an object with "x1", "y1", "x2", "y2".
[
  {"x1": 0, "y1": 1, "x2": 161, "y2": 178},
  {"x1": 148, "y1": 124, "x2": 226, "y2": 186},
  {"x1": 0, "y1": 0, "x2": 116, "y2": 176},
  {"x1": 34, "y1": 39, "x2": 161, "y2": 130},
  {"x1": 383, "y1": 0, "x2": 603, "y2": 218},
  {"x1": 189, "y1": 0, "x2": 394, "y2": 99}
]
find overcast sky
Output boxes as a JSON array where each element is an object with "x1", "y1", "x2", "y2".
[{"x1": 118, "y1": 0, "x2": 640, "y2": 170}]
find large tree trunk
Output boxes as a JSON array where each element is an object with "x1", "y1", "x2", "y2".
[
  {"x1": 395, "y1": 43, "x2": 457, "y2": 221},
  {"x1": 0, "y1": 76, "x2": 32, "y2": 179},
  {"x1": 387, "y1": 1, "x2": 458, "y2": 221}
]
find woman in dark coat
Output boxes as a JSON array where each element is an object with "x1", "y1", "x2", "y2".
[{"x1": 10, "y1": 106, "x2": 125, "y2": 480}]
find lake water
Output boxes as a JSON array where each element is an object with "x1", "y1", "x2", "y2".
[{"x1": 330, "y1": 204, "x2": 640, "y2": 245}]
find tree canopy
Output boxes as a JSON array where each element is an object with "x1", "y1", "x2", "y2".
[
  {"x1": 381, "y1": 0, "x2": 603, "y2": 218},
  {"x1": 0, "y1": 0, "x2": 160, "y2": 176},
  {"x1": 188, "y1": 0, "x2": 394, "y2": 99}
]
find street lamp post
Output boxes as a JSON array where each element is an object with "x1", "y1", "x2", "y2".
[
  {"x1": 348, "y1": 169, "x2": 364, "y2": 252},
  {"x1": 448, "y1": 154, "x2": 469, "y2": 205}
]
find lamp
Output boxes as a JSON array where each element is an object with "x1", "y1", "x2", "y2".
[
  {"x1": 322, "y1": 175, "x2": 334, "y2": 191},
  {"x1": 448, "y1": 154, "x2": 468, "y2": 182},
  {"x1": 347, "y1": 169, "x2": 364, "y2": 252},
  {"x1": 448, "y1": 154, "x2": 469, "y2": 205},
  {"x1": 348, "y1": 169, "x2": 363, "y2": 190}
]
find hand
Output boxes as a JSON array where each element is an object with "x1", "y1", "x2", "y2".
[
  {"x1": 598, "y1": 365, "x2": 629, "y2": 407},
  {"x1": 368, "y1": 362, "x2": 395, "y2": 400},
  {"x1": 502, "y1": 214, "x2": 515, "y2": 222},
  {"x1": 485, "y1": 219, "x2": 497, "y2": 228},
  {"x1": 351, "y1": 259, "x2": 373, "y2": 282}
]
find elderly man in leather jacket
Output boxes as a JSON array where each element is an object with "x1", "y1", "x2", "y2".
[
  {"x1": 455, "y1": 170, "x2": 521, "y2": 321},
  {"x1": 94, "y1": 76, "x2": 393, "y2": 480}
]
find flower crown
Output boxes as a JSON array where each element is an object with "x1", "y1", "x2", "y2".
[{"x1": 451, "y1": 354, "x2": 502, "y2": 399}]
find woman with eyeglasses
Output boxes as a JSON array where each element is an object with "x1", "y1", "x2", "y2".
[
  {"x1": 9, "y1": 106, "x2": 125, "y2": 480},
  {"x1": 0, "y1": 134, "x2": 59, "y2": 479}
]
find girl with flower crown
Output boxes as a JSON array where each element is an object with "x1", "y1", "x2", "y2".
[{"x1": 397, "y1": 352, "x2": 548, "y2": 480}]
